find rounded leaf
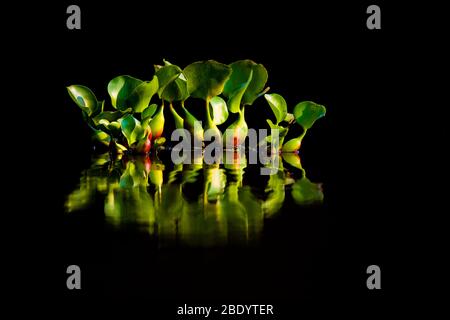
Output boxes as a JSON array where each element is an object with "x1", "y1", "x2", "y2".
[
  {"x1": 67, "y1": 85, "x2": 100, "y2": 116},
  {"x1": 120, "y1": 114, "x2": 145, "y2": 146},
  {"x1": 183, "y1": 60, "x2": 232, "y2": 101},
  {"x1": 223, "y1": 60, "x2": 268, "y2": 106},
  {"x1": 156, "y1": 64, "x2": 189, "y2": 102},
  {"x1": 293, "y1": 101, "x2": 326, "y2": 130},
  {"x1": 264, "y1": 93, "x2": 287, "y2": 125},
  {"x1": 128, "y1": 76, "x2": 159, "y2": 112},
  {"x1": 108, "y1": 75, "x2": 158, "y2": 112}
]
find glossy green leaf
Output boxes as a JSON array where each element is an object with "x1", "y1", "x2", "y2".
[
  {"x1": 243, "y1": 62, "x2": 268, "y2": 105},
  {"x1": 228, "y1": 70, "x2": 253, "y2": 113},
  {"x1": 108, "y1": 75, "x2": 141, "y2": 110},
  {"x1": 155, "y1": 64, "x2": 189, "y2": 102},
  {"x1": 164, "y1": 77, "x2": 189, "y2": 102},
  {"x1": 291, "y1": 177, "x2": 324, "y2": 205},
  {"x1": 264, "y1": 93, "x2": 287, "y2": 124},
  {"x1": 293, "y1": 101, "x2": 326, "y2": 129},
  {"x1": 141, "y1": 103, "x2": 158, "y2": 126},
  {"x1": 92, "y1": 111, "x2": 124, "y2": 126},
  {"x1": 209, "y1": 96, "x2": 229, "y2": 125},
  {"x1": 120, "y1": 114, "x2": 136, "y2": 145},
  {"x1": 183, "y1": 60, "x2": 232, "y2": 101},
  {"x1": 67, "y1": 85, "x2": 101, "y2": 116},
  {"x1": 128, "y1": 76, "x2": 159, "y2": 112},
  {"x1": 107, "y1": 75, "x2": 158, "y2": 112},
  {"x1": 281, "y1": 137, "x2": 302, "y2": 153},
  {"x1": 92, "y1": 130, "x2": 110, "y2": 146},
  {"x1": 223, "y1": 60, "x2": 268, "y2": 106},
  {"x1": 156, "y1": 65, "x2": 182, "y2": 96},
  {"x1": 120, "y1": 114, "x2": 145, "y2": 146}
]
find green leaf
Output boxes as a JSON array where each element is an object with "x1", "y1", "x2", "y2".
[
  {"x1": 243, "y1": 62, "x2": 268, "y2": 105},
  {"x1": 128, "y1": 76, "x2": 159, "y2": 112},
  {"x1": 228, "y1": 70, "x2": 253, "y2": 113},
  {"x1": 154, "y1": 137, "x2": 166, "y2": 146},
  {"x1": 156, "y1": 64, "x2": 189, "y2": 102},
  {"x1": 120, "y1": 114, "x2": 136, "y2": 145},
  {"x1": 115, "y1": 142, "x2": 128, "y2": 152},
  {"x1": 223, "y1": 60, "x2": 268, "y2": 106},
  {"x1": 142, "y1": 103, "x2": 158, "y2": 126},
  {"x1": 92, "y1": 111, "x2": 124, "y2": 126},
  {"x1": 264, "y1": 93, "x2": 287, "y2": 124},
  {"x1": 281, "y1": 137, "x2": 302, "y2": 153},
  {"x1": 291, "y1": 177, "x2": 324, "y2": 205},
  {"x1": 156, "y1": 65, "x2": 182, "y2": 96},
  {"x1": 293, "y1": 101, "x2": 326, "y2": 130},
  {"x1": 120, "y1": 114, "x2": 145, "y2": 146},
  {"x1": 92, "y1": 130, "x2": 110, "y2": 146},
  {"x1": 209, "y1": 96, "x2": 229, "y2": 125},
  {"x1": 108, "y1": 75, "x2": 140, "y2": 110},
  {"x1": 107, "y1": 75, "x2": 158, "y2": 112},
  {"x1": 107, "y1": 121, "x2": 121, "y2": 137},
  {"x1": 183, "y1": 60, "x2": 232, "y2": 101},
  {"x1": 67, "y1": 85, "x2": 101, "y2": 116}
]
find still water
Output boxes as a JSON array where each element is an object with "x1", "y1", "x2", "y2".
[{"x1": 65, "y1": 151, "x2": 324, "y2": 247}]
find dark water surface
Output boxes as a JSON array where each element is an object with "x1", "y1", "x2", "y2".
[{"x1": 61, "y1": 151, "x2": 333, "y2": 304}]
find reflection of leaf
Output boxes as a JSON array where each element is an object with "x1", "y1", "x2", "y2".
[
  {"x1": 291, "y1": 177, "x2": 324, "y2": 205},
  {"x1": 293, "y1": 101, "x2": 326, "y2": 130},
  {"x1": 281, "y1": 153, "x2": 304, "y2": 172},
  {"x1": 204, "y1": 167, "x2": 226, "y2": 202},
  {"x1": 262, "y1": 169, "x2": 285, "y2": 217}
]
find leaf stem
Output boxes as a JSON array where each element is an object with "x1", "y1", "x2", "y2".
[{"x1": 205, "y1": 97, "x2": 213, "y2": 126}]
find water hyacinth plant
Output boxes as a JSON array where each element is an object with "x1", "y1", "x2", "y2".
[{"x1": 67, "y1": 59, "x2": 326, "y2": 155}]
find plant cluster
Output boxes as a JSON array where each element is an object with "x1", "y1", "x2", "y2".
[{"x1": 67, "y1": 59, "x2": 326, "y2": 154}]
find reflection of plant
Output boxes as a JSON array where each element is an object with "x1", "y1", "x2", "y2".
[
  {"x1": 66, "y1": 152, "x2": 323, "y2": 246},
  {"x1": 67, "y1": 59, "x2": 325, "y2": 154}
]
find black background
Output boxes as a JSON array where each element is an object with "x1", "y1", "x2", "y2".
[{"x1": 10, "y1": 0, "x2": 437, "y2": 317}]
